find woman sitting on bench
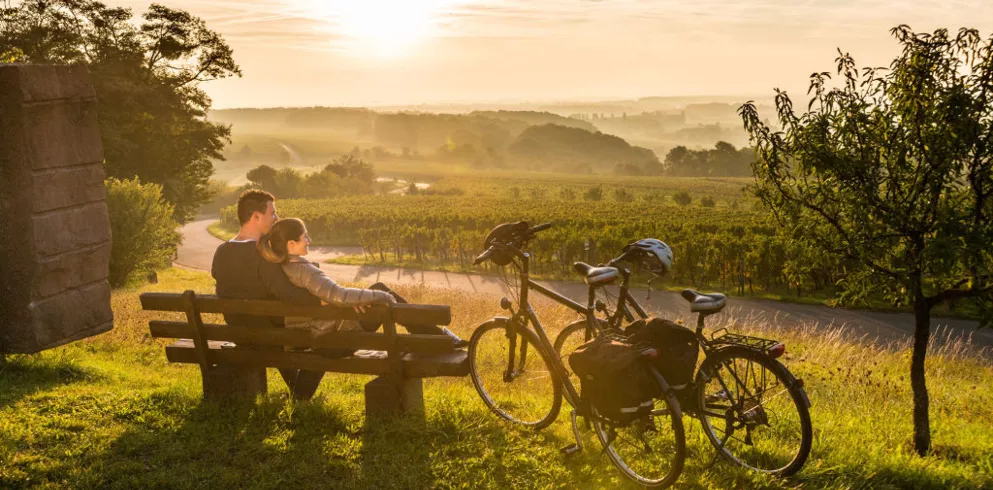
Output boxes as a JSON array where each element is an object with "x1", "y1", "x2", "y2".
[{"x1": 257, "y1": 218, "x2": 467, "y2": 350}]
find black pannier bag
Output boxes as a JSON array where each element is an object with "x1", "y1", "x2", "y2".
[
  {"x1": 568, "y1": 336, "x2": 657, "y2": 425},
  {"x1": 624, "y1": 318, "x2": 699, "y2": 390}
]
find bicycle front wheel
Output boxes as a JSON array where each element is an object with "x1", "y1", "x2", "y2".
[
  {"x1": 592, "y1": 370, "x2": 686, "y2": 488},
  {"x1": 696, "y1": 348, "x2": 812, "y2": 476},
  {"x1": 468, "y1": 319, "x2": 562, "y2": 429}
]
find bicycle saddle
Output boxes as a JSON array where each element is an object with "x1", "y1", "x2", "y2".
[
  {"x1": 680, "y1": 289, "x2": 727, "y2": 314},
  {"x1": 573, "y1": 262, "x2": 620, "y2": 287}
]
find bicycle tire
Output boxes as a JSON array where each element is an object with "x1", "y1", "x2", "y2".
[
  {"x1": 695, "y1": 347, "x2": 812, "y2": 476},
  {"x1": 468, "y1": 318, "x2": 563, "y2": 429},
  {"x1": 591, "y1": 368, "x2": 686, "y2": 488}
]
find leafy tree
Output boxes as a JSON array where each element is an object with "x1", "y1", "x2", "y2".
[
  {"x1": 664, "y1": 142, "x2": 753, "y2": 177},
  {"x1": 0, "y1": 1, "x2": 241, "y2": 222},
  {"x1": 740, "y1": 26, "x2": 993, "y2": 455},
  {"x1": 324, "y1": 154, "x2": 375, "y2": 183}
]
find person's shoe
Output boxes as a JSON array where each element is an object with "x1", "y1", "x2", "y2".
[{"x1": 440, "y1": 327, "x2": 469, "y2": 348}]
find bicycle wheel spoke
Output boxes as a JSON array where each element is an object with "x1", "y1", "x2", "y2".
[
  {"x1": 697, "y1": 351, "x2": 811, "y2": 475},
  {"x1": 469, "y1": 322, "x2": 561, "y2": 429}
]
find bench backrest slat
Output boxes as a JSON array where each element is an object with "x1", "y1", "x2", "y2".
[
  {"x1": 149, "y1": 321, "x2": 457, "y2": 354},
  {"x1": 140, "y1": 293, "x2": 451, "y2": 326}
]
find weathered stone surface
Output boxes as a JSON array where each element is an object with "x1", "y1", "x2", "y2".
[
  {"x1": 32, "y1": 243, "x2": 112, "y2": 300},
  {"x1": 0, "y1": 63, "x2": 113, "y2": 354},
  {"x1": 25, "y1": 282, "x2": 113, "y2": 351},
  {"x1": 0, "y1": 63, "x2": 96, "y2": 103},
  {"x1": 32, "y1": 163, "x2": 107, "y2": 213},
  {"x1": 32, "y1": 202, "x2": 111, "y2": 258},
  {"x1": 22, "y1": 99, "x2": 104, "y2": 169}
]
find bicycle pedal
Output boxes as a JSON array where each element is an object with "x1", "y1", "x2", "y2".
[{"x1": 560, "y1": 444, "x2": 583, "y2": 457}]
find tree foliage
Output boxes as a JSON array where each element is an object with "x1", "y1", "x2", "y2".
[
  {"x1": 105, "y1": 177, "x2": 180, "y2": 287},
  {"x1": 739, "y1": 26, "x2": 993, "y2": 455},
  {"x1": 0, "y1": 0, "x2": 241, "y2": 222},
  {"x1": 245, "y1": 155, "x2": 378, "y2": 199},
  {"x1": 664, "y1": 142, "x2": 754, "y2": 177}
]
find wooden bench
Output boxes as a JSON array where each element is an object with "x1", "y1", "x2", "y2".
[{"x1": 140, "y1": 290, "x2": 468, "y2": 416}]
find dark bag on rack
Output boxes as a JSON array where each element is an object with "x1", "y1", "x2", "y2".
[
  {"x1": 568, "y1": 336, "x2": 656, "y2": 425},
  {"x1": 624, "y1": 318, "x2": 699, "y2": 389}
]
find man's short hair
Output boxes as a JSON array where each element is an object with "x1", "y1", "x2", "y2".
[{"x1": 237, "y1": 189, "x2": 275, "y2": 225}]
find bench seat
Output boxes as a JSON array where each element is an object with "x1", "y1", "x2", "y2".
[{"x1": 164, "y1": 339, "x2": 469, "y2": 377}]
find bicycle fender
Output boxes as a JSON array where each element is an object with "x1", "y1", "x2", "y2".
[{"x1": 700, "y1": 346, "x2": 811, "y2": 408}]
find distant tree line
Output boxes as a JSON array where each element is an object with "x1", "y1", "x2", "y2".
[
  {"x1": 663, "y1": 142, "x2": 754, "y2": 177},
  {"x1": 244, "y1": 155, "x2": 378, "y2": 199}
]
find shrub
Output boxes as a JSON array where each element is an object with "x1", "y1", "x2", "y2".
[
  {"x1": 673, "y1": 191, "x2": 692, "y2": 206},
  {"x1": 584, "y1": 186, "x2": 604, "y2": 201},
  {"x1": 701, "y1": 196, "x2": 716, "y2": 207},
  {"x1": 614, "y1": 188, "x2": 635, "y2": 202},
  {"x1": 106, "y1": 178, "x2": 181, "y2": 287}
]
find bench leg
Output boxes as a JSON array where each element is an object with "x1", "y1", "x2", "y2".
[
  {"x1": 364, "y1": 376, "x2": 424, "y2": 418},
  {"x1": 202, "y1": 366, "x2": 267, "y2": 401}
]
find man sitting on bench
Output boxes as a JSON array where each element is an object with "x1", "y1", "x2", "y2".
[{"x1": 211, "y1": 189, "x2": 325, "y2": 398}]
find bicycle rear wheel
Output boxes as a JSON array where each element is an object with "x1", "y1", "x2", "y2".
[
  {"x1": 696, "y1": 348, "x2": 812, "y2": 476},
  {"x1": 591, "y1": 369, "x2": 686, "y2": 487},
  {"x1": 468, "y1": 319, "x2": 562, "y2": 429}
]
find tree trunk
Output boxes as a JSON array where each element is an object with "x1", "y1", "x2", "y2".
[{"x1": 910, "y1": 296, "x2": 932, "y2": 456}]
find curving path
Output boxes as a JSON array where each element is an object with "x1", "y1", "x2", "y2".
[{"x1": 177, "y1": 218, "x2": 993, "y2": 351}]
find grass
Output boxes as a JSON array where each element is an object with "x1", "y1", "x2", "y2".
[{"x1": 2, "y1": 267, "x2": 991, "y2": 489}]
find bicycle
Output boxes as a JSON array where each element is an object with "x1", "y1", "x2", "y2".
[
  {"x1": 467, "y1": 222, "x2": 686, "y2": 487},
  {"x1": 554, "y1": 247, "x2": 813, "y2": 477}
]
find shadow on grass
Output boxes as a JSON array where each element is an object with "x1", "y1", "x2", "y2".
[
  {"x1": 0, "y1": 353, "x2": 97, "y2": 408},
  {"x1": 75, "y1": 390, "x2": 434, "y2": 489}
]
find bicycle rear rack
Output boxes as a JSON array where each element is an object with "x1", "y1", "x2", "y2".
[{"x1": 709, "y1": 330, "x2": 781, "y2": 353}]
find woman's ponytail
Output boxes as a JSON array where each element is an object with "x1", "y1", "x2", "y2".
[
  {"x1": 257, "y1": 218, "x2": 306, "y2": 264},
  {"x1": 257, "y1": 233, "x2": 287, "y2": 263}
]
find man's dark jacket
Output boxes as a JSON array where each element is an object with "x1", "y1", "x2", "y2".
[{"x1": 211, "y1": 239, "x2": 319, "y2": 327}]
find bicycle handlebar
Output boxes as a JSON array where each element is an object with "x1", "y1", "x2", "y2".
[
  {"x1": 473, "y1": 248, "x2": 494, "y2": 265},
  {"x1": 528, "y1": 222, "x2": 552, "y2": 234}
]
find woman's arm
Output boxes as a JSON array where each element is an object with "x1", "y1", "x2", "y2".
[{"x1": 283, "y1": 262, "x2": 394, "y2": 306}]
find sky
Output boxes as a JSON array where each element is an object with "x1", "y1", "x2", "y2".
[{"x1": 112, "y1": 0, "x2": 993, "y2": 109}]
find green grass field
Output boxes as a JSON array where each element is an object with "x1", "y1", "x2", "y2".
[{"x1": 2, "y1": 268, "x2": 991, "y2": 489}]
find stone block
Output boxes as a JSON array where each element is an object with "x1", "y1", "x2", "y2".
[
  {"x1": 31, "y1": 202, "x2": 111, "y2": 258},
  {"x1": 0, "y1": 63, "x2": 112, "y2": 355},
  {"x1": 24, "y1": 282, "x2": 113, "y2": 351},
  {"x1": 32, "y1": 243, "x2": 112, "y2": 300},
  {"x1": 32, "y1": 163, "x2": 107, "y2": 213},
  {"x1": 22, "y1": 99, "x2": 104, "y2": 169},
  {"x1": 0, "y1": 64, "x2": 96, "y2": 103}
]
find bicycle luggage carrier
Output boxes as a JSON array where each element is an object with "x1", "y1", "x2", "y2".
[{"x1": 709, "y1": 330, "x2": 781, "y2": 353}]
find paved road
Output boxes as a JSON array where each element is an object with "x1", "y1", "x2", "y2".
[{"x1": 177, "y1": 218, "x2": 993, "y2": 351}]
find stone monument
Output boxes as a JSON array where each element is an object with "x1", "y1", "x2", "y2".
[{"x1": 0, "y1": 63, "x2": 113, "y2": 354}]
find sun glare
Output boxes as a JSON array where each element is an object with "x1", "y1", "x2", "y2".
[{"x1": 304, "y1": 0, "x2": 458, "y2": 57}]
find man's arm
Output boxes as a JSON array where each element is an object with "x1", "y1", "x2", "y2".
[{"x1": 259, "y1": 260, "x2": 321, "y2": 305}]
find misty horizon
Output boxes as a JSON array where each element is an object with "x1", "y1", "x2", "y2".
[{"x1": 103, "y1": 0, "x2": 993, "y2": 109}]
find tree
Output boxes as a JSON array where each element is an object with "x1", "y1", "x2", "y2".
[
  {"x1": 739, "y1": 26, "x2": 993, "y2": 455},
  {"x1": 0, "y1": 1, "x2": 241, "y2": 222}
]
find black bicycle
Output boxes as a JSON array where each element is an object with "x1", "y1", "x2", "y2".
[
  {"x1": 554, "y1": 248, "x2": 813, "y2": 477},
  {"x1": 467, "y1": 223, "x2": 686, "y2": 487}
]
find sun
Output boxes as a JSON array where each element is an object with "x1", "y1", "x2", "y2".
[{"x1": 304, "y1": 0, "x2": 455, "y2": 57}]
